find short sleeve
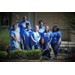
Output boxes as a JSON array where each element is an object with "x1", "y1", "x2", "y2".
[
  {"x1": 58, "y1": 31, "x2": 62, "y2": 38},
  {"x1": 9, "y1": 27, "x2": 12, "y2": 32},
  {"x1": 50, "y1": 32, "x2": 53, "y2": 38},
  {"x1": 11, "y1": 32, "x2": 16, "y2": 37}
]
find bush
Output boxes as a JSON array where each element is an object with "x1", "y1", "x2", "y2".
[
  {"x1": 0, "y1": 51, "x2": 7, "y2": 59},
  {"x1": 9, "y1": 49, "x2": 42, "y2": 60},
  {"x1": 0, "y1": 28, "x2": 10, "y2": 52}
]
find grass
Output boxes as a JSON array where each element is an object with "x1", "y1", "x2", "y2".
[{"x1": 0, "y1": 27, "x2": 10, "y2": 52}]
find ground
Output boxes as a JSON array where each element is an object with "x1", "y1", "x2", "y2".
[{"x1": 0, "y1": 50, "x2": 74, "y2": 62}]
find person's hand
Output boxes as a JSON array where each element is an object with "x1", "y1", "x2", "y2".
[
  {"x1": 18, "y1": 40, "x2": 20, "y2": 43},
  {"x1": 47, "y1": 42, "x2": 49, "y2": 45},
  {"x1": 42, "y1": 50, "x2": 45, "y2": 53},
  {"x1": 25, "y1": 41, "x2": 27, "y2": 45},
  {"x1": 34, "y1": 41, "x2": 37, "y2": 43},
  {"x1": 56, "y1": 42, "x2": 59, "y2": 46}
]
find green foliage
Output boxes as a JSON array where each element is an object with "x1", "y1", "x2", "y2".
[
  {"x1": 0, "y1": 51, "x2": 7, "y2": 59},
  {"x1": 0, "y1": 28, "x2": 10, "y2": 52},
  {"x1": 59, "y1": 12, "x2": 75, "y2": 35},
  {"x1": 13, "y1": 13, "x2": 19, "y2": 19},
  {"x1": 9, "y1": 50, "x2": 42, "y2": 60}
]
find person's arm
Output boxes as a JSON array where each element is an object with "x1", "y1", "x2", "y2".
[
  {"x1": 17, "y1": 37, "x2": 21, "y2": 43},
  {"x1": 24, "y1": 37, "x2": 26, "y2": 45},
  {"x1": 47, "y1": 37, "x2": 52, "y2": 45},
  {"x1": 37, "y1": 37, "x2": 41, "y2": 42},
  {"x1": 56, "y1": 37, "x2": 61, "y2": 45},
  {"x1": 14, "y1": 46, "x2": 19, "y2": 50},
  {"x1": 42, "y1": 48, "x2": 47, "y2": 53},
  {"x1": 31, "y1": 36, "x2": 37, "y2": 43}
]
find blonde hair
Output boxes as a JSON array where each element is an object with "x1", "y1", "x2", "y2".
[
  {"x1": 35, "y1": 25, "x2": 39, "y2": 32},
  {"x1": 45, "y1": 25, "x2": 50, "y2": 32}
]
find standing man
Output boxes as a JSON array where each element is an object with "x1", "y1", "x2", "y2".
[
  {"x1": 39, "y1": 20, "x2": 45, "y2": 36},
  {"x1": 18, "y1": 16, "x2": 31, "y2": 50}
]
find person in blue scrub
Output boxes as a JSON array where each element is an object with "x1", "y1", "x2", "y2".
[
  {"x1": 51, "y1": 26, "x2": 62, "y2": 60},
  {"x1": 42, "y1": 25, "x2": 53, "y2": 50},
  {"x1": 37, "y1": 38, "x2": 53, "y2": 60},
  {"x1": 21, "y1": 22, "x2": 33, "y2": 50},
  {"x1": 9, "y1": 20, "x2": 20, "y2": 39},
  {"x1": 10, "y1": 24, "x2": 22, "y2": 51},
  {"x1": 23, "y1": 26, "x2": 33, "y2": 50},
  {"x1": 39, "y1": 20, "x2": 45, "y2": 36},
  {"x1": 31, "y1": 25, "x2": 41, "y2": 50},
  {"x1": 18, "y1": 16, "x2": 31, "y2": 50}
]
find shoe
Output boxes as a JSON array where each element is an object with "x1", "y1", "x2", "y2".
[
  {"x1": 54, "y1": 57, "x2": 57, "y2": 60},
  {"x1": 49, "y1": 58, "x2": 53, "y2": 60}
]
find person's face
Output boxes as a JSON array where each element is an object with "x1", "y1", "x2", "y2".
[
  {"x1": 14, "y1": 22, "x2": 19, "y2": 26},
  {"x1": 40, "y1": 22, "x2": 43, "y2": 27},
  {"x1": 26, "y1": 24, "x2": 29, "y2": 28},
  {"x1": 13, "y1": 25, "x2": 17, "y2": 30},
  {"x1": 41, "y1": 39, "x2": 44, "y2": 44},
  {"x1": 45, "y1": 26, "x2": 49, "y2": 32},
  {"x1": 35, "y1": 26, "x2": 38, "y2": 31},
  {"x1": 54, "y1": 27, "x2": 57, "y2": 31},
  {"x1": 23, "y1": 16, "x2": 27, "y2": 22},
  {"x1": 27, "y1": 26, "x2": 30, "y2": 31}
]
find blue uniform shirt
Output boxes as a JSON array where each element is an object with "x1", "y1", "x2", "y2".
[
  {"x1": 9, "y1": 27, "x2": 20, "y2": 34},
  {"x1": 31, "y1": 31, "x2": 41, "y2": 45},
  {"x1": 39, "y1": 27, "x2": 45, "y2": 36},
  {"x1": 23, "y1": 30, "x2": 32, "y2": 45},
  {"x1": 18, "y1": 20, "x2": 31, "y2": 33},
  {"x1": 10, "y1": 30, "x2": 20, "y2": 51},
  {"x1": 51, "y1": 31, "x2": 62, "y2": 44},
  {"x1": 42, "y1": 31, "x2": 53, "y2": 44}
]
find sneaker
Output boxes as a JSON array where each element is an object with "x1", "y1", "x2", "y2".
[{"x1": 49, "y1": 58, "x2": 53, "y2": 60}]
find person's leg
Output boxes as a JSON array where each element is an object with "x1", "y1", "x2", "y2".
[
  {"x1": 26, "y1": 45, "x2": 29, "y2": 50},
  {"x1": 35, "y1": 45, "x2": 38, "y2": 49},
  {"x1": 31, "y1": 45, "x2": 35, "y2": 50},
  {"x1": 53, "y1": 42, "x2": 61, "y2": 58},
  {"x1": 43, "y1": 50, "x2": 51, "y2": 58}
]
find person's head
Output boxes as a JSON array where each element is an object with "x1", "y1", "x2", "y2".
[
  {"x1": 12, "y1": 24, "x2": 17, "y2": 30},
  {"x1": 27, "y1": 25, "x2": 30, "y2": 31},
  {"x1": 39, "y1": 20, "x2": 43, "y2": 27},
  {"x1": 52, "y1": 26, "x2": 59, "y2": 32},
  {"x1": 39, "y1": 38, "x2": 46, "y2": 49},
  {"x1": 14, "y1": 20, "x2": 19, "y2": 27},
  {"x1": 23, "y1": 16, "x2": 27, "y2": 22},
  {"x1": 35, "y1": 25, "x2": 39, "y2": 32},
  {"x1": 45, "y1": 25, "x2": 50, "y2": 32},
  {"x1": 26, "y1": 22, "x2": 29, "y2": 28}
]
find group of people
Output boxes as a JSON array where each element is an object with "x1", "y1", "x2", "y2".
[{"x1": 9, "y1": 16, "x2": 62, "y2": 60}]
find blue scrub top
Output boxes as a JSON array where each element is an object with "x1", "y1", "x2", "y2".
[
  {"x1": 10, "y1": 30, "x2": 20, "y2": 51},
  {"x1": 9, "y1": 27, "x2": 20, "y2": 34},
  {"x1": 31, "y1": 31, "x2": 41, "y2": 45},
  {"x1": 51, "y1": 31, "x2": 62, "y2": 44},
  {"x1": 42, "y1": 31, "x2": 53, "y2": 44},
  {"x1": 39, "y1": 27, "x2": 45, "y2": 36},
  {"x1": 22, "y1": 30, "x2": 32, "y2": 45},
  {"x1": 18, "y1": 20, "x2": 31, "y2": 33}
]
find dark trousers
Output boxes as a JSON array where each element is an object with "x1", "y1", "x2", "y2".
[
  {"x1": 42, "y1": 50, "x2": 51, "y2": 58},
  {"x1": 51, "y1": 42, "x2": 61, "y2": 56}
]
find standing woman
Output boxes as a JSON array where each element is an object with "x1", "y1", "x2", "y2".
[
  {"x1": 42, "y1": 25, "x2": 53, "y2": 49},
  {"x1": 23, "y1": 26, "x2": 33, "y2": 50},
  {"x1": 51, "y1": 26, "x2": 62, "y2": 59},
  {"x1": 31, "y1": 25, "x2": 41, "y2": 50}
]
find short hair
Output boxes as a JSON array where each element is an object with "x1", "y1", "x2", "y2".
[
  {"x1": 12, "y1": 24, "x2": 17, "y2": 28},
  {"x1": 38, "y1": 20, "x2": 43, "y2": 24},
  {"x1": 52, "y1": 25, "x2": 59, "y2": 32},
  {"x1": 45, "y1": 25, "x2": 50, "y2": 32}
]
